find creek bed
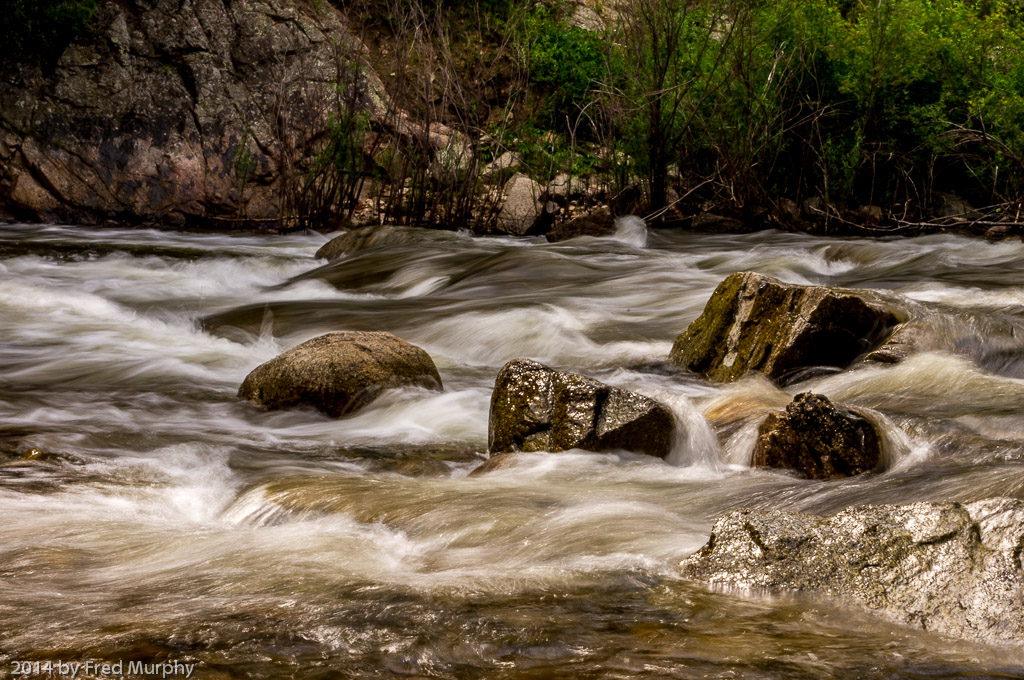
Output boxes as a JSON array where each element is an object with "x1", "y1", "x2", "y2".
[{"x1": 2, "y1": 222, "x2": 1024, "y2": 678}]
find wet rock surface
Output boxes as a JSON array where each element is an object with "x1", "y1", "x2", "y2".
[
  {"x1": 314, "y1": 225, "x2": 418, "y2": 261},
  {"x1": 488, "y1": 358, "x2": 675, "y2": 458},
  {"x1": 670, "y1": 271, "x2": 902, "y2": 384},
  {"x1": 238, "y1": 331, "x2": 443, "y2": 417},
  {"x1": 680, "y1": 498, "x2": 1024, "y2": 647},
  {"x1": 753, "y1": 392, "x2": 882, "y2": 479}
]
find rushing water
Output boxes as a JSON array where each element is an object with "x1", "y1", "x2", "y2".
[{"x1": 3, "y1": 221, "x2": 1024, "y2": 679}]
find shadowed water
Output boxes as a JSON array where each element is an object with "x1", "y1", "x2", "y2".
[{"x1": 2, "y1": 222, "x2": 1024, "y2": 678}]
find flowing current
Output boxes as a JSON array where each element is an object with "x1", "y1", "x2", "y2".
[{"x1": 3, "y1": 221, "x2": 1024, "y2": 679}]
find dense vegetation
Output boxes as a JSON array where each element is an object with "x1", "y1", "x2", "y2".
[
  {"x1": 320, "y1": 0, "x2": 1024, "y2": 228},
  {"x1": 599, "y1": 0, "x2": 1024, "y2": 224}
]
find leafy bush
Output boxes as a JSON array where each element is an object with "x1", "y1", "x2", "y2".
[
  {"x1": 524, "y1": 5, "x2": 606, "y2": 133},
  {"x1": 599, "y1": 0, "x2": 1024, "y2": 217}
]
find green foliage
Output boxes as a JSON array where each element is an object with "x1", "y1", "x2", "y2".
[
  {"x1": 811, "y1": 0, "x2": 1024, "y2": 205},
  {"x1": 599, "y1": 0, "x2": 1024, "y2": 216},
  {"x1": 608, "y1": 0, "x2": 737, "y2": 208},
  {"x1": 524, "y1": 5, "x2": 606, "y2": 131},
  {"x1": 507, "y1": 124, "x2": 602, "y2": 180},
  {"x1": 323, "y1": 0, "x2": 1024, "y2": 224},
  {"x1": 1, "y1": 0, "x2": 97, "y2": 63},
  {"x1": 233, "y1": 128, "x2": 256, "y2": 183},
  {"x1": 320, "y1": 111, "x2": 372, "y2": 182}
]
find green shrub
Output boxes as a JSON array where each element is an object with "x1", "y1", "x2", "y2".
[
  {"x1": 524, "y1": 4, "x2": 606, "y2": 133},
  {"x1": 600, "y1": 0, "x2": 1024, "y2": 215}
]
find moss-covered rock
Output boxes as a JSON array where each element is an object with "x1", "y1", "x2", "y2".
[
  {"x1": 670, "y1": 271, "x2": 901, "y2": 385},
  {"x1": 488, "y1": 358, "x2": 675, "y2": 458},
  {"x1": 238, "y1": 331, "x2": 442, "y2": 417},
  {"x1": 752, "y1": 392, "x2": 881, "y2": 479},
  {"x1": 679, "y1": 498, "x2": 1024, "y2": 647}
]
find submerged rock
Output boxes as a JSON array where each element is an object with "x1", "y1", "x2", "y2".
[
  {"x1": 315, "y1": 225, "x2": 417, "y2": 261},
  {"x1": 680, "y1": 498, "x2": 1024, "y2": 647},
  {"x1": 488, "y1": 358, "x2": 675, "y2": 458},
  {"x1": 670, "y1": 272, "x2": 901, "y2": 384},
  {"x1": 468, "y1": 452, "x2": 519, "y2": 476},
  {"x1": 545, "y1": 207, "x2": 616, "y2": 242},
  {"x1": 862, "y1": 304, "x2": 1024, "y2": 373},
  {"x1": 238, "y1": 331, "x2": 442, "y2": 417},
  {"x1": 752, "y1": 392, "x2": 882, "y2": 479}
]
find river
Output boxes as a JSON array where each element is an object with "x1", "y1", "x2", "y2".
[{"x1": 2, "y1": 221, "x2": 1024, "y2": 678}]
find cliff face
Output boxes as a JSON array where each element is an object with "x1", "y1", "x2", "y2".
[{"x1": 0, "y1": 0, "x2": 371, "y2": 228}]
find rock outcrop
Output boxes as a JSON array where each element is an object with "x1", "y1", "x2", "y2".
[
  {"x1": 0, "y1": 0, "x2": 388, "y2": 227},
  {"x1": 680, "y1": 498, "x2": 1024, "y2": 647},
  {"x1": 488, "y1": 358, "x2": 675, "y2": 458},
  {"x1": 545, "y1": 172, "x2": 588, "y2": 199},
  {"x1": 752, "y1": 392, "x2": 882, "y2": 479},
  {"x1": 238, "y1": 331, "x2": 442, "y2": 417},
  {"x1": 545, "y1": 207, "x2": 616, "y2": 242},
  {"x1": 670, "y1": 272, "x2": 902, "y2": 384}
]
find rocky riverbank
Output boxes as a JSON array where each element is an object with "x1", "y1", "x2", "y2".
[
  {"x1": 0, "y1": 0, "x2": 617, "y2": 233},
  {"x1": 6, "y1": 0, "x2": 1024, "y2": 240},
  {"x1": 1, "y1": 0, "x2": 357, "y2": 227}
]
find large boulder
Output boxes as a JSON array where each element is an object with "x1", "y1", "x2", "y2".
[
  {"x1": 679, "y1": 498, "x2": 1024, "y2": 647},
  {"x1": 495, "y1": 174, "x2": 544, "y2": 236},
  {"x1": 670, "y1": 272, "x2": 901, "y2": 384},
  {"x1": 752, "y1": 392, "x2": 882, "y2": 479},
  {"x1": 488, "y1": 358, "x2": 675, "y2": 458},
  {"x1": 545, "y1": 207, "x2": 616, "y2": 242},
  {"x1": 238, "y1": 331, "x2": 442, "y2": 417}
]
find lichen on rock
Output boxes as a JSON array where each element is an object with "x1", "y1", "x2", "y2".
[{"x1": 680, "y1": 498, "x2": 1024, "y2": 647}]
